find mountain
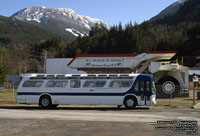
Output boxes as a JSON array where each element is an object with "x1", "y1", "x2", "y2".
[
  {"x1": 0, "y1": 15, "x2": 54, "y2": 45},
  {"x1": 151, "y1": 0, "x2": 200, "y2": 24},
  {"x1": 12, "y1": 7, "x2": 110, "y2": 39},
  {"x1": 150, "y1": 0, "x2": 188, "y2": 21}
]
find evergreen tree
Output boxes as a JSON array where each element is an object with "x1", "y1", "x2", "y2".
[{"x1": 0, "y1": 64, "x2": 6, "y2": 84}]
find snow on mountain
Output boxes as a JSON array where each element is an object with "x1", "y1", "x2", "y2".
[
  {"x1": 66, "y1": 28, "x2": 88, "y2": 37},
  {"x1": 12, "y1": 6, "x2": 110, "y2": 38}
]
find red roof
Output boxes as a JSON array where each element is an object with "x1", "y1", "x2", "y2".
[{"x1": 147, "y1": 51, "x2": 176, "y2": 54}]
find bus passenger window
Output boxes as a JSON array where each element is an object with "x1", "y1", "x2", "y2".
[
  {"x1": 121, "y1": 81, "x2": 133, "y2": 87},
  {"x1": 33, "y1": 81, "x2": 43, "y2": 87},
  {"x1": 23, "y1": 81, "x2": 43, "y2": 87},
  {"x1": 83, "y1": 81, "x2": 95, "y2": 88},
  {"x1": 134, "y1": 82, "x2": 139, "y2": 91},
  {"x1": 56, "y1": 81, "x2": 68, "y2": 87},
  {"x1": 70, "y1": 80, "x2": 81, "y2": 88},
  {"x1": 95, "y1": 81, "x2": 106, "y2": 88},
  {"x1": 23, "y1": 81, "x2": 34, "y2": 87},
  {"x1": 46, "y1": 81, "x2": 56, "y2": 87},
  {"x1": 109, "y1": 81, "x2": 121, "y2": 88}
]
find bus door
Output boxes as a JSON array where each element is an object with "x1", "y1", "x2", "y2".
[{"x1": 139, "y1": 80, "x2": 151, "y2": 105}]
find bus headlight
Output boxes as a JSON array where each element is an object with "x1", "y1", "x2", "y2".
[{"x1": 152, "y1": 95, "x2": 156, "y2": 105}]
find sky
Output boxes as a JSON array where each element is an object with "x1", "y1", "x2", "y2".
[{"x1": 0, "y1": 0, "x2": 177, "y2": 26}]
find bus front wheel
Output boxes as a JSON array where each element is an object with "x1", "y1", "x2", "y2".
[
  {"x1": 124, "y1": 96, "x2": 137, "y2": 109},
  {"x1": 39, "y1": 95, "x2": 52, "y2": 108}
]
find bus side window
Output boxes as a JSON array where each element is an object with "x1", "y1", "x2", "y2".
[
  {"x1": 70, "y1": 80, "x2": 81, "y2": 88},
  {"x1": 46, "y1": 81, "x2": 56, "y2": 87},
  {"x1": 23, "y1": 81, "x2": 33, "y2": 87},
  {"x1": 134, "y1": 81, "x2": 139, "y2": 91},
  {"x1": 95, "y1": 81, "x2": 106, "y2": 88},
  {"x1": 56, "y1": 81, "x2": 68, "y2": 87},
  {"x1": 33, "y1": 81, "x2": 43, "y2": 87},
  {"x1": 109, "y1": 81, "x2": 121, "y2": 88},
  {"x1": 121, "y1": 81, "x2": 133, "y2": 87},
  {"x1": 83, "y1": 80, "x2": 95, "y2": 88},
  {"x1": 23, "y1": 81, "x2": 43, "y2": 87}
]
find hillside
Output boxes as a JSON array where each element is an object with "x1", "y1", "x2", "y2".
[
  {"x1": 150, "y1": 0, "x2": 187, "y2": 21},
  {"x1": 152, "y1": 0, "x2": 200, "y2": 25},
  {"x1": 12, "y1": 7, "x2": 110, "y2": 39},
  {"x1": 0, "y1": 15, "x2": 55, "y2": 45}
]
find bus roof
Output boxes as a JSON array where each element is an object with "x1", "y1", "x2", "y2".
[{"x1": 20, "y1": 73, "x2": 153, "y2": 80}]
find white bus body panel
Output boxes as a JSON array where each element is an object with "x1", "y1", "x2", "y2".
[{"x1": 17, "y1": 74, "x2": 156, "y2": 106}]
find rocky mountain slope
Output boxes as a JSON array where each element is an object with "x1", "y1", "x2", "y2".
[
  {"x1": 151, "y1": 0, "x2": 200, "y2": 24},
  {"x1": 12, "y1": 7, "x2": 110, "y2": 39},
  {"x1": 150, "y1": 0, "x2": 188, "y2": 21}
]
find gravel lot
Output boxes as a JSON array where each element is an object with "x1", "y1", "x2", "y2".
[{"x1": 0, "y1": 106, "x2": 199, "y2": 136}]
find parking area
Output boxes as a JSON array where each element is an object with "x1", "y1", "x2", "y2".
[
  {"x1": 0, "y1": 106, "x2": 199, "y2": 136},
  {"x1": 0, "y1": 89, "x2": 200, "y2": 136}
]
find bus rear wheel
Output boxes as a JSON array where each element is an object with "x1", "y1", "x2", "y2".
[
  {"x1": 39, "y1": 95, "x2": 52, "y2": 108},
  {"x1": 124, "y1": 96, "x2": 137, "y2": 109}
]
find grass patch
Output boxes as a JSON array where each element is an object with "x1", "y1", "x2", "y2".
[
  {"x1": 152, "y1": 97, "x2": 198, "y2": 107},
  {"x1": 0, "y1": 89, "x2": 17, "y2": 104}
]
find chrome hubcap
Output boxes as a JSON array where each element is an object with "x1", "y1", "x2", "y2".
[
  {"x1": 126, "y1": 99, "x2": 134, "y2": 107},
  {"x1": 42, "y1": 98, "x2": 49, "y2": 107}
]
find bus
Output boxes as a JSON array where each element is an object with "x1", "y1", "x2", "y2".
[{"x1": 17, "y1": 73, "x2": 156, "y2": 109}]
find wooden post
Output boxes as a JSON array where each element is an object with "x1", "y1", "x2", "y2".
[
  {"x1": 193, "y1": 89, "x2": 196, "y2": 106},
  {"x1": 44, "y1": 50, "x2": 47, "y2": 73},
  {"x1": 12, "y1": 83, "x2": 14, "y2": 102}
]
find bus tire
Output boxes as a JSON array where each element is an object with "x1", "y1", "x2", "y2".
[
  {"x1": 39, "y1": 95, "x2": 52, "y2": 108},
  {"x1": 156, "y1": 76, "x2": 180, "y2": 98},
  {"x1": 124, "y1": 96, "x2": 137, "y2": 109}
]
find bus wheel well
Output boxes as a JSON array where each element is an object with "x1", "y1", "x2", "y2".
[
  {"x1": 123, "y1": 95, "x2": 138, "y2": 106},
  {"x1": 39, "y1": 94, "x2": 52, "y2": 107}
]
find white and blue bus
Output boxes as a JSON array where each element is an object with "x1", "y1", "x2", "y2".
[{"x1": 17, "y1": 73, "x2": 156, "y2": 109}]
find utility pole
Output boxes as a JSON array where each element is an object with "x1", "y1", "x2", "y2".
[{"x1": 44, "y1": 50, "x2": 47, "y2": 73}]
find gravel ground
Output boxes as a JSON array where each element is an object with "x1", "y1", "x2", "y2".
[{"x1": 0, "y1": 106, "x2": 199, "y2": 136}]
